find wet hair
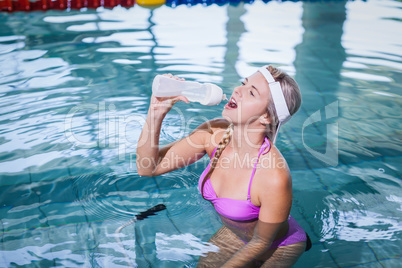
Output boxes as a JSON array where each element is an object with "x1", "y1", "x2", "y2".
[
  {"x1": 201, "y1": 123, "x2": 233, "y2": 197},
  {"x1": 200, "y1": 66, "x2": 301, "y2": 198}
]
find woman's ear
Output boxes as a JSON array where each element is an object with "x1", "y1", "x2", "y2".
[{"x1": 259, "y1": 113, "x2": 271, "y2": 125}]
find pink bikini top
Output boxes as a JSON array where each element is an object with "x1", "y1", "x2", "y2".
[{"x1": 198, "y1": 137, "x2": 271, "y2": 221}]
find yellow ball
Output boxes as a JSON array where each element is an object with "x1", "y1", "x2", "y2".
[{"x1": 136, "y1": 0, "x2": 166, "y2": 9}]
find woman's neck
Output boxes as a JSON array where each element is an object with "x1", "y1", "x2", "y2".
[{"x1": 229, "y1": 125, "x2": 267, "y2": 155}]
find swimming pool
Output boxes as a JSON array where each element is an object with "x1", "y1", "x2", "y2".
[{"x1": 0, "y1": 0, "x2": 401, "y2": 267}]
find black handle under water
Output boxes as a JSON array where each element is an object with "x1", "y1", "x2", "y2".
[{"x1": 135, "y1": 204, "x2": 166, "y2": 221}]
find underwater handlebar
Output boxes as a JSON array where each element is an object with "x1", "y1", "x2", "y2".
[
  {"x1": 114, "y1": 204, "x2": 166, "y2": 267},
  {"x1": 115, "y1": 203, "x2": 167, "y2": 234}
]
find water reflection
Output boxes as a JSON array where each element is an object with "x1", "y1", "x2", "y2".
[
  {"x1": 294, "y1": 1, "x2": 346, "y2": 168},
  {"x1": 0, "y1": 1, "x2": 401, "y2": 267},
  {"x1": 155, "y1": 232, "x2": 219, "y2": 262},
  {"x1": 222, "y1": 3, "x2": 246, "y2": 86}
]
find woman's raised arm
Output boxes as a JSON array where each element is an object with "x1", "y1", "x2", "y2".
[{"x1": 136, "y1": 94, "x2": 213, "y2": 177}]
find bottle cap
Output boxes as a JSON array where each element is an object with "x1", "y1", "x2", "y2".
[{"x1": 201, "y1": 84, "x2": 224, "y2": 105}]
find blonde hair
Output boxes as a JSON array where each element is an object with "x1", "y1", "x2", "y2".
[
  {"x1": 200, "y1": 66, "x2": 301, "y2": 198},
  {"x1": 265, "y1": 65, "x2": 302, "y2": 141},
  {"x1": 201, "y1": 123, "x2": 233, "y2": 197}
]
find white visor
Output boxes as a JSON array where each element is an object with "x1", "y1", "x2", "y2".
[{"x1": 258, "y1": 66, "x2": 291, "y2": 143}]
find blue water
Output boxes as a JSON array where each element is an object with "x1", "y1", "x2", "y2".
[{"x1": 0, "y1": 0, "x2": 401, "y2": 267}]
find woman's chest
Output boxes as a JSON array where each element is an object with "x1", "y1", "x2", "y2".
[{"x1": 209, "y1": 163, "x2": 255, "y2": 200}]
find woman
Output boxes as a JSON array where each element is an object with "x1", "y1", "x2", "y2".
[{"x1": 137, "y1": 65, "x2": 309, "y2": 267}]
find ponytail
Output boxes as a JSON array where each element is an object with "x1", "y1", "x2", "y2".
[{"x1": 201, "y1": 124, "x2": 233, "y2": 198}]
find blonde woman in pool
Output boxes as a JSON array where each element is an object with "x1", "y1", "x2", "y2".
[{"x1": 137, "y1": 65, "x2": 310, "y2": 267}]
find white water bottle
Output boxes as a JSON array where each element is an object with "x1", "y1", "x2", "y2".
[{"x1": 152, "y1": 75, "x2": 226, "y2": 106}]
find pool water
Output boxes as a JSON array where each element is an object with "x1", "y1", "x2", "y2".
[{"x1": 0, "y1": 0, "x2": 401, "y2": 267}]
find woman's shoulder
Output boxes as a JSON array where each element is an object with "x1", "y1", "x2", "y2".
[
  {"x1": 257, "y1": 146, "x2": 291, "y2": 188},
  {"x1": 193, "y1": 118, "x2": 230, "y2": 153},
  {"x1": 252, "y1": 148, "x2": 292, "y2": 209},
  {"x1": 197, "y1": 118, "x2": 230, "y2": 130},
  {"x1": 194, "y1": 118, "x2": 230, "y2": 137}
]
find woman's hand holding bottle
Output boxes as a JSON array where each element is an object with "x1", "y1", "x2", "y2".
[
  {"x1": 137, "y1": 73, "x2": 189, "y2": 177},
  {"x1": 150, "y1": 73, "x2": 189, "y2": 119}
]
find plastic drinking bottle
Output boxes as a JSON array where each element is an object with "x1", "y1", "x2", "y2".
[{"x1": 152, "y1": 75, "x2": 226, "y2": 105}]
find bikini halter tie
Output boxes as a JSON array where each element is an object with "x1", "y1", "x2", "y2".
[{"x1": 261, "y1": 137, "x2": 271, "y2": 155}]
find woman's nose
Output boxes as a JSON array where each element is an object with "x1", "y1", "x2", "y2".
[{"x1": 233, "y1": 86, "x2": 242, "y2": 97}]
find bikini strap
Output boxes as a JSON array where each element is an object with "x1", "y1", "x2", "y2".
[{"x1": 247, "y1": 137, "x2": 271, "y2": 199}]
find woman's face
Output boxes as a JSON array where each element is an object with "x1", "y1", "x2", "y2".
[{"x1": 222, "y1": 71, "x2": 271, "y2": 126}]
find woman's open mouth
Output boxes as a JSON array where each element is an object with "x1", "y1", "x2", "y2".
[{"x1": 225, "y1": 97, "x2": 237, "y2": 109}]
